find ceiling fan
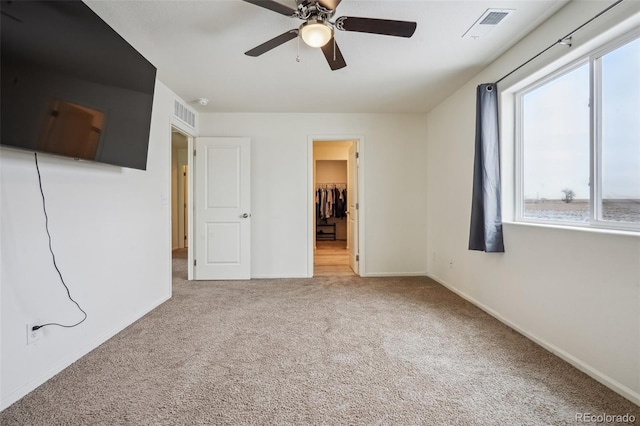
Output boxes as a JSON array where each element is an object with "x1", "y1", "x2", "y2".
[{"x1": 242, "y1": 0, "x2": 417, "y2": 70}]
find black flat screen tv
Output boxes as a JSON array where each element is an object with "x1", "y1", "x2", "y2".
[{"x1": 1, "y1": 0, "x2": 157, "y2": 170}]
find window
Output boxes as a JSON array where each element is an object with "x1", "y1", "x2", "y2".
[{"x1": 516, "y1": 32, "x2": 640, "y2": 231}]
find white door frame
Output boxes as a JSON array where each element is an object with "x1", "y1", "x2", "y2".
[
  {"x1": 307, "y1": 135, "x2": 365, "y2": 277},
  {"x1": 186, "y1": 135, "x2": 194, "y2": 280}
]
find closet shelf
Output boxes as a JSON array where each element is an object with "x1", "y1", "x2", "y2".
[{"x1": 316, "y1": 223, "x2": 336, "y2": 241}]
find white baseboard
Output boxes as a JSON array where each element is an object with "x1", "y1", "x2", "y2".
[
  {"x1": 364, "y1": 272, "x2": 428, "y2": 277},
  {"x1": 252, "y1": 272, "x2": 428, "y2": 279},
  {"x1": 250, "y1": 274, "x2": 310, "y2": 279},
  {"x1": 1, "y1": 294, "x2": 171, "y2": 411},
  {"x1": 427, "y1": 273, "x2": 640, "y2": 406}
]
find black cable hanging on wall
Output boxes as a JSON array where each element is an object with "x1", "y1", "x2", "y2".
[
  {"x1": 32, "y1": 153, "x2": 88, "y2": 332},
  {"x1": 494, "y1": 0, "x2": 625, "y2": 85}
]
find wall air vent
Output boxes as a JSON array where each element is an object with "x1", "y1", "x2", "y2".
[
  {"x1": 174, "y1": 99, "x2": 196, "y2": 129},
  {"x1": 462, "y1": 9, "x2": 514, "y2": 39}
]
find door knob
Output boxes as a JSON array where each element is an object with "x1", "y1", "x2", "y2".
[{"x1": 241, "y1": 213, "x2": 251, "y2": 218}]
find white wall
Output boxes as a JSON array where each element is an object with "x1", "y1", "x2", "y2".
[
  {"x1": 427, "y1": 1, "x2": 640, "y2": 404},
  {"x1": 0, "y1": 81, "x2": 174, "y2": 410},
  {"x1": 199, "y1": 113, "x2": 428, "y2": 278}
]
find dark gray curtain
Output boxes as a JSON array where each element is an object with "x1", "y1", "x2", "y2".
[{"x1": 469, "y1": 83, "x2": 504, "y2": 253}]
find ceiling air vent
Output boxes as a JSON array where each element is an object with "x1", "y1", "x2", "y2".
[
  {"x1": 174, "y1": 99, "x2": 196, "y2": 129},
  {"x1": 462, "y1": 9, "x2": 514, "y2": 39}
]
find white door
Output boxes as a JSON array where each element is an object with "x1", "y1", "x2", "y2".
[
  {"x1": 348, "y1": 141, "x2": 359, "y2": 274},
  {"x1": 194, "y1": 137, "x2": 250, "y2": 280}
]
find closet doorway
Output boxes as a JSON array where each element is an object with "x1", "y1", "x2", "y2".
[{"x1": 313, "y1": 140, "x2": 360, "y2": 276}]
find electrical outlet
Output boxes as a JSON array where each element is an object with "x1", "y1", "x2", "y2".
[
  {"x1": 449, "y1": 260, "x2": 454, "y2": 269},
  {"x1": 27, "y1": 323, "x2": 42, "y2": 345}
]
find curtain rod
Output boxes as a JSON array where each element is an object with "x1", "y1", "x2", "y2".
[{"x1": 494, "y1": 0, "x2": 625, "y2": 85}]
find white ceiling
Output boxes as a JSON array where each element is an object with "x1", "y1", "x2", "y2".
[{"x1": 85, "y1": 0, "x2": 568, "y2": 113}]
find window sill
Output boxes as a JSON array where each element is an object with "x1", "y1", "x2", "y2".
[{"x1": 502, "y1": 220, "x2": 640, "y2": 238}]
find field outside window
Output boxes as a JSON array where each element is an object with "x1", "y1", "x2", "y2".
[{"x1": 516, "y1": 33, "x2": 639, "y2": 230}]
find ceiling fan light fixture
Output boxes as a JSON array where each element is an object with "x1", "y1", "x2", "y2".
[{"x1": 300, "y1": 20, "x2": 333, "y2": 48}]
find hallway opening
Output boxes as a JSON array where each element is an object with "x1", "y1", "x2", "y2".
[{"x1": 171, "y1": 128, "x2": 189, "y2": 256}]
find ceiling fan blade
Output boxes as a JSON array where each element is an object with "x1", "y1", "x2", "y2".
[
  {"x1": 245, "y1": 30, "x2": 299, "y2": 56},
  {"x1": 317, "y1": 0, "x2": 341, "y2": 10},
  {"x1": 336, "y1": 16, "x2": 417, "y2": 38},
  {"x1": 241, "y1": 0, "x2": 297, "y2": 17},
  {"x1": 320, "y1": 38, "x2": 347, "y2": 71}
]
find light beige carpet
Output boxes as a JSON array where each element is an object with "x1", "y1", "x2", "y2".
[{"x1": 1, "y1": 257, "x2": 638, "y2": 425}]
